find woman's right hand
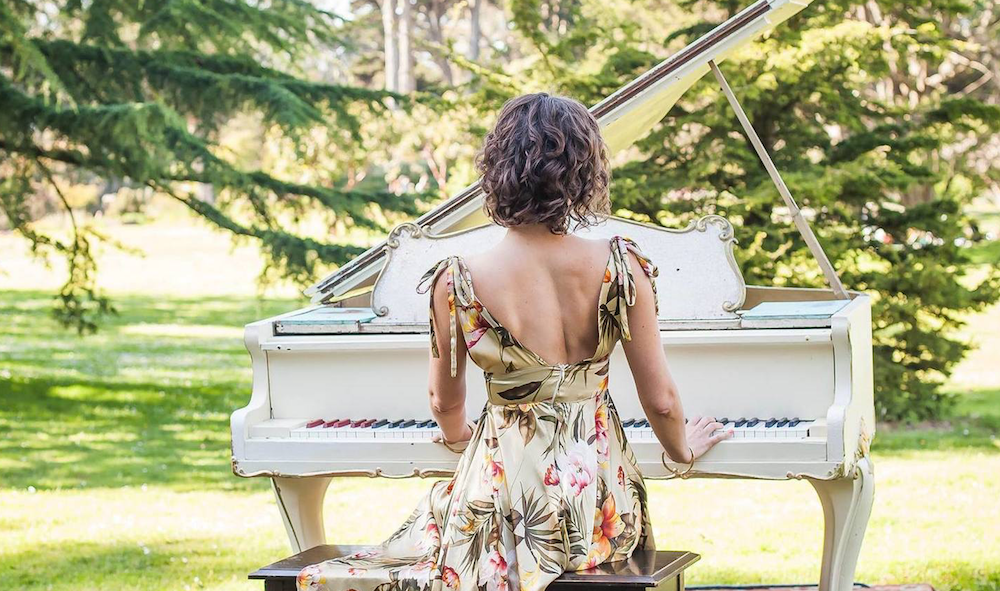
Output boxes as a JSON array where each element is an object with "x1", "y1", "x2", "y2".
[{"x1": 685, "y1": 416, "x2": 732, "y2": 460}]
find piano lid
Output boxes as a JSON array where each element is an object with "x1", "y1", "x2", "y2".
[{"x1": 306, "y1": 0, "x2": 813, "y2": 304}]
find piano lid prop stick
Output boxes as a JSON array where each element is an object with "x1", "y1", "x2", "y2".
[{"x1": 708, "y1": 60, "x2": 850, "y2": 300}]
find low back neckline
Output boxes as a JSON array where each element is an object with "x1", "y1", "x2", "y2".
[{"x1": 454, "y1": 238, "x2": 617, "y2": 368}]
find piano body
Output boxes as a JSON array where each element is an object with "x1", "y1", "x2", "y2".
[{"x1": 230, "y1": 2, "x2": 875, "y2": 591}]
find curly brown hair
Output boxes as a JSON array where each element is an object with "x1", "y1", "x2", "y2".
[{"x1": 476, "y1": 93, "x2": 610, "y2": 234}]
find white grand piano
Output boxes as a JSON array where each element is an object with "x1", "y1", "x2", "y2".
[{"x1": 231, "y1": 2, "x2": 876, "y2": 590}]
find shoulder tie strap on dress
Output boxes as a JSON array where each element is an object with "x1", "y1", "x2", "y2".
[
  {"x1": 416, "y1": 256, "x2": 475, "y2": 378},
  {"x1": 610, "y1": 235, "x2": 660, "y2": 342}
]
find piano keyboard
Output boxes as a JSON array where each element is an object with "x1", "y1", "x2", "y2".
[{"x1": 250, "y1": 417, "x2": 827, "y2": 441}]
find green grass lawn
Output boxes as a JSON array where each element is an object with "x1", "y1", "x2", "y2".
[
  {"x1": 2, "y1": 219, "x2": 999, "y2": 591},
  {"x1": 2, "y1": 289, "x2": 998, "y2": 591}
]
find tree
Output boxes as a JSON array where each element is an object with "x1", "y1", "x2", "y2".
[
  {"x1": 0, "y1": 0, "x2": 419, "y2": 332},
  {"x1": 457, "y1": 0, "x2": 1000, "y2": 419},
  {"x1": 610, "y1": 0, "x2": 1000, "y2": 420}
]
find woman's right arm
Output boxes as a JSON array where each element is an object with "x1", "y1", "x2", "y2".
[{"x1": 620, "y1": 252, "x2": 731, "y2": 462}]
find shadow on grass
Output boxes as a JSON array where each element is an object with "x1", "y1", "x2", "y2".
[
  {"x1": 3, "y1": 540, "x2": 999, "y2": 591},
  {"x1": 0, "y1": 538, "x2": 281, "y2": 591},
  {"x1": 873, "y1": 388, "x2": 1000, "y2": 455},
  {"x1": 2, "y1": 288, "x2": 997, "y2": 492},
  {"x1": 0, "y1": 374, "x2": 268, "y2": 491},
  {"x1": 0, "y1": 290, "x2": 297, "y2": 492},
  {"x1": 686, "y1": 564, "x2": 1000, "y2": 590}
]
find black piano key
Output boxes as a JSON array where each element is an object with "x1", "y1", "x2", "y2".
[
  {"x1": 765, "y1": 418, "x2": 778, "y2": 428},
  {"x1": 638, "y1": 419, "x2": 650, "y2": 428},
  {"x1": 372, "y1": 419, "x2": 389, "y2": 428},
  {"x1": 746, "y1": 418, "x2": 760, "y2": 427},
  {"x1": 735, "y1": 418, "x2": 747, "y2": 428},
  {"x1": 717, "y1": 417, "x2": 729, "y2": 425},
  {"x1": 388, "y1": 419, "x2": 405, "y2": 429},
  {"x1": 788, "y1": 418, "x2": 801, "y2": 427},
  {"x1": 399, "y1": 419, "x2": 416, "y2": 428},
  {"x1": 776, "y1": 418, "x2": 790, "y2": 428},
  {"x1": 429, "y1": 421, "x2": 438, "y2": 428},
  {"x1": 416, "y1": 420, "x2": 433, "y2": 428},
  {"x1": 623, "y1": 419, "x2": 636, "y2": 427}
]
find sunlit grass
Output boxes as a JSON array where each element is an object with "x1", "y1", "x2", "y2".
[{"x1": 2, "y1": 288, "x2": 999, "y2": 590}]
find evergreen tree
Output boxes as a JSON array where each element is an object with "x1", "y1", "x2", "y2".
[
  {"x1": 472, "y1": 0, "x2": 1000, "y2": 419},
  {"x1": 610, "y1": 0, "x2": 1000, "y2": 420},
  {"x1": 0, "y1": 0, "x2": 418, "y2": 332}
]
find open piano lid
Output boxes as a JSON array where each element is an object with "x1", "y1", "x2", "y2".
[{"x1": 306, "y1": 0, "x2": 813, "y2": 304}]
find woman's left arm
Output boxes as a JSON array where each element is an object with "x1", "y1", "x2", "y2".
[{"x1": 428, "y1": 274, "x2": 472, "y2": 444}]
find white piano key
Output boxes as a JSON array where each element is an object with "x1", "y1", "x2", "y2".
[
  {"x1": 711, "y1": 421, "x2": 735, "y2": 439},
  {"x1": 250, "y1": 419, "x2": 307, "y2": 439},
  {"x1": 808, "y1": 420, "x2": 827, "y2": 438}
]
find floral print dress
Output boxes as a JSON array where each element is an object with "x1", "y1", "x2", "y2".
[{"x1": 298, "y1": 235, "x2": 660, "y2": 591}]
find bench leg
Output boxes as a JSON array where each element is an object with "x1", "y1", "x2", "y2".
[
  {"x1": 272, "y1": 476, "x2": 331, "y2": 553},
  {"x1": 810, "y1": 457, "x2": 874, "y2": 591}
]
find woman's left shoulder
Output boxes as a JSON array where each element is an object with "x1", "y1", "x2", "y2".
[{"x1": 608, "y1": 235, "x2": 658, "y2": 277}]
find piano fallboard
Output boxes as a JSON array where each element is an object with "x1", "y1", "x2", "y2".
[{"x1": 256, "y1": 328, "x2": 836, "y2": 428}]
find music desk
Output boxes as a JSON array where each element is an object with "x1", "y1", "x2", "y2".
[{"x1": 249, "y1": 545, "x2": 700, "y2": 591}]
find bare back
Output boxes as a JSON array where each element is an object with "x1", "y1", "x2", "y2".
[{"x1": 463, "y1": 231, "x2": 612, "y2": 366}]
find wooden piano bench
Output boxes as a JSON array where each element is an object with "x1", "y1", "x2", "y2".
[{"x1": 249, "y1": 545, "x2": 700, "y2": 591}]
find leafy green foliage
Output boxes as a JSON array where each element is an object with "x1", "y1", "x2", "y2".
[
  {"x1": 466, "y1": 0, "x2": 1000, "y2": 419},
  {"x1": 2, "y1": 0, "x2": 996, "y2": 420},
  {"x1": 0, "y1": 0, "x2": 417, "y2": 332},
  {"x1": 610, "y1": 5, "x2": 1000, "y2": 420}
]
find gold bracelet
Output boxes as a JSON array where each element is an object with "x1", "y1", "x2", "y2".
[
  {"x1": 661, "y1": 447, "x2": 696, "y2": 478},
  {"x1": 441, "y1": 421, "x2": 476, "y2": 454}
]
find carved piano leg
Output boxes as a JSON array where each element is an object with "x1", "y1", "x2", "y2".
[
  {"x1": 272, "y1": 476, "x2": 332, "y2": 553},
  {"x1": 809, "y1": 457, "x2": 875, "y2": 591}
]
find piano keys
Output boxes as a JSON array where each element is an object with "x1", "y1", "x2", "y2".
[
  {"x1": 250, "y1": 417, "x2": 823, "y2": 440},
  {"x1": 230, "y1": 2, "x2": 875, "y2": 591}
]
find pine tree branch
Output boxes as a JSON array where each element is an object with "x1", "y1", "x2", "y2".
[
  {"x1": 5, "y1": 39, "x2": 402, "y2": 138},
  {"x1": 0, "y1": 77, "x2": 424, "y2": 228},
  {"x1": 137, "y1": 0, "x2": 346, "y2": 58},
  {"x1": 0, "y1": 3, "x2": 75, "y2": 105},
  {"x1": 149, "y1": 181, "x2": 367, "y2": 273}
]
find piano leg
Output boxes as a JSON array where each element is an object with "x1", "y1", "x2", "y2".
[
  {"x1": 271, "y1": 476, "x2": 332, "y2": 553},
  {"x1": 809, "y1": 457, "x2": 875, "y2": 591}
]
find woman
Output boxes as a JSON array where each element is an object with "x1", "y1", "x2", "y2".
[{"x1": 297, "y1": 93, "x2": 730, "y2": 591}]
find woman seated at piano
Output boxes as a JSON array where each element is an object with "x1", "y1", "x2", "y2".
[{"x1": 297, "y1": 93, "x2": 731, "y2": 591}]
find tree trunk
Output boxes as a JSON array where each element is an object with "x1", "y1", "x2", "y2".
[
  {"x1": 88, "y1": 177, "x2": 122, "y2": 216},
  {"x1": 382, "y1": 0, "x2": 398, "y2": 91},
  {"x1": 398, "y1": 0, "x2": 414, "y2": 93},
  {"x1": 427, "y1": 0, "x2": 455, "y2": 85},
  {"x1": 469, "y1": 0, "x2": 482, "y2": 61}
]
